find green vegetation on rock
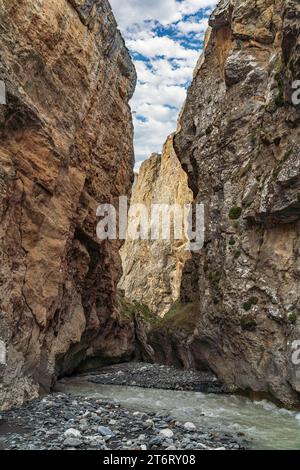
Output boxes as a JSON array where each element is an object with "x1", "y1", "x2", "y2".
[
  {"x1": 243, "y1": 297, "x2": 258, "y2": 311},
  {"x1": 229, "y1": 236, "x2": 236, "y2": 246},
  {"x1": 229, "y1": 206, "x2": 242, "y2": 220},
  {"x1": 208, "y1": 270, "x2": 222, "y2": 285},
  {"x1": 118, "y1": 293, "x2": 156, "y2": 324},
  {"x1": 154, "y1": 300, "x2": 200, "y2": 333},
  {"x1": 243, "y1": 301, "x2": 253, "y2": 312},
  {"x1": 275, "y1": 91, "x2": 285, "y2": 108},
  {"x1": 288, "y1": 312, "x2": 297, "y2": 324},
  {"x1": 240, "y1": 315, "x2": 257, "y2": 332},
  {"x1": 206, "y1": 125, "x2": 213, "y2": 135}
]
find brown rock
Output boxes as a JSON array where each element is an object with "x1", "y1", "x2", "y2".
[
  {"x1": 0, "y1": 0, "x2": 136, "y2": 409},
  {"x1": 167, "y1": 0, "x2": 300, "y2": 408},
  {"x1": 119, "y1": 135, "x2": 193, "y2": 317}
]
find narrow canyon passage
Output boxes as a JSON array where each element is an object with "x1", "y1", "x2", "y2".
[{"x1": 1, "y1": 0, "x2": 300, "y2": 454}]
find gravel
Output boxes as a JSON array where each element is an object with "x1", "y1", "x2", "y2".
[
  {"x1": 0, "y1": 363, "x2": 248, "y2": 450},
  {"x1": 0, "y1": 393, "x2": 247, "y2": 450},
  {"x1": 62, "y1": 362, "x2": 225, "y2": 394}
]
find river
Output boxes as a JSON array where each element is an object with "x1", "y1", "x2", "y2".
[{"x1": 59, "y1": 380, "x2": 300, "y2": 450}]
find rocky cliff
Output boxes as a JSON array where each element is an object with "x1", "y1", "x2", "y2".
[
  {"x1": 0, "y1": 0, "x2": 136, "y2": 409},
  {"x1": 119, "y1": 135, "x2": 192, "y2": 317},
  {"x1": 163, "y1": 0, "x2": 300, "y2": 407}
]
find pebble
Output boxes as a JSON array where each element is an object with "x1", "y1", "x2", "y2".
[
  {"x1": 149, "y1": 437, "x2": 162, "y2": 446},
  {"x1": 0, "y1": 363, "x2": 247, "y2": 451},
  {"x1": 97, "y1": 426, "x2": 115, "y2": 437},
  {"x1": 64, "y1": 428, "x2": 81, "y2": 438},
  {"x1": 63, "y1": 437, "x2": 82, "y2": 448},
  {"x1": 184, "y1": 422, "x2": 196, "y2": 431},
  {"x1": 159, "y1": 428, "x2": 174, "y2": 439}
]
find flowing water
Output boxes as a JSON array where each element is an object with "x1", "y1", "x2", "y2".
[{"x1": 59, "y1": 380, "x2": 300, "y2": 450}]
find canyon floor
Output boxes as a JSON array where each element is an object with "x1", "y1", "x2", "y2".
[
  {"x1": 2, "y1": 362, "x2": 300, "y2": 451},
  {"x1": 58, "y1": 362, "x2": 225, "y2": 394},
  {"x1": 0, "y1": 363, "x2": 246, "y2": 451}
]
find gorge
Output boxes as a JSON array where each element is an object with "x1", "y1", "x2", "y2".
[{"x1": 0, "y1": 0, "x2": 300, "y2": 452}]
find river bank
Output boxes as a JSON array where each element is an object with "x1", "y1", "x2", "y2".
[
  {"x1": 2, "y1": 362, "x2": 300, "y2": 450},
  {"x1": 0, "y1": 363, "x2": 245, "y2": 451},
  {"x1": 0, "y1": 394, "x2": 245, "y2": 451}
]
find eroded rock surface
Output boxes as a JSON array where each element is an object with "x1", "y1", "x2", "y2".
[
  {"x1": 169, "y1": 0, "x2": 300, "y2": 407},
  {"x1": 0, "y1": 0, "x2": 136, "y2": 409},
  {"x1": 119, "y1": 135, "x2": 192, "y2": 317}
]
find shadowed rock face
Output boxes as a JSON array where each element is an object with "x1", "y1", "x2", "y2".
[
  {"x1": 0, "y1": 0, "x2": 136, "y2": 409},
  {"x1": 171, "y1": 0, "x2": 300, "y2": 407},
  {"x1": 119, "y1": 135, "x2": 193, "y2": 317}
]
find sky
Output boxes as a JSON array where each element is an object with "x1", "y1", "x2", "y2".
[{"x1": 110, "y1": 0, "x2": 217, "y2": 170}]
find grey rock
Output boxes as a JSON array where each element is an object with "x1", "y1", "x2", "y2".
[
  {"x1": 97, "y1": 426, "x2": 115, "y2": 438},
  {"x1": 63, "y1": 437, "x2": 82, "y2": 448}
]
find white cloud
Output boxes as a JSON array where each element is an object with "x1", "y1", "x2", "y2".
[
  {"x1": 110, "y1": 0, "x2": 217, "y2": 29},
  {"x1": 181, "y1": 0, "x2": 217, "y2": 16},
  {"x1": 127, "y1": 35, "x2": 199, "y2": 61},
  {"x1": 133, "y1": 83, "x2": 186, "y2": 109},
  {"x1": 110, "y1": 0, "x2": 217, "y2": 169},
  {"x1": 110, "y1": 0, "x2": 181, "y2": 29},
  {"x1": 177, "y1": 17, "x2": 209, "y2": 36}
]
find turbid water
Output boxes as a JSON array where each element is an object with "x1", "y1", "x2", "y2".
[{"x1": 59, "y1": 380, "x2": 300, "y2": 450}]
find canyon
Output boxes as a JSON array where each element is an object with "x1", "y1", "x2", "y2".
[{"x1": 1, "y1": 0, "x2": 300, "y2": 420}]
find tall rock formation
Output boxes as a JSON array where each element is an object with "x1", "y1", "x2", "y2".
[
  {"x1": 169, "y1": 0, "x2": 300, "y2": 407},
  {"x1": 0, "y1": 0, "x2": 136, "y2": 409},
  {"x1": 119, "y1": 135, "x2": 192, "y2": 317}
]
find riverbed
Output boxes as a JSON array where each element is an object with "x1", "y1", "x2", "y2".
[
  {"x1": 57, "y1": 381, "x2": 300, "y2": 450},
  {"x1": 1, "y1": 363, "x2": 300, "y2": 450}
]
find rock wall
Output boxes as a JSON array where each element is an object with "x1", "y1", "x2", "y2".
[
  {"x1": 119, "y1": 135, "x2": 192, "y2": 317},
  {"x1": 169, "y1": 0, "x2": 300, "y2": 407},
  {"x1": 0, "y1": 0, "x2": 136, "y2": 409}
]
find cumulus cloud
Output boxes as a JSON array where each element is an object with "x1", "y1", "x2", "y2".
[
  {"x1": 110, "y1": 0, "x2": 216, "y2": 29},
  {"x1": 177, "y1": 17, "x2": 209, "y2": 36},
  {"x1": 110, "y1": 0, "x2": 217, "y2": 168}
]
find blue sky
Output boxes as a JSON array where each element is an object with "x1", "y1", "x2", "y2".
[{"x1": 110, "y1": 0, "x2": 217, "y2": 169}]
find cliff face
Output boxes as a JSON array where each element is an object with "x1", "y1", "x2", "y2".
[
  {"x1": 119, "y1": 135, "x2": 192, "y2": 317},
  {"x1": 170, "y1": 0, "x2": 300, "y2": 407},
  {"x1": 0, "y1": 0, "x2": 136, "y2": 409}
]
